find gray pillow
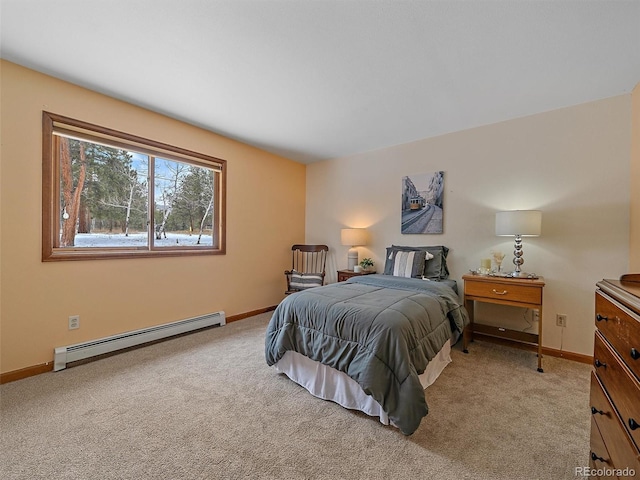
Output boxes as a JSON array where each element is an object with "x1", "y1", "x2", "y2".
[
  {"x1": 390, "y1": 245, "x2": 450, "y2": 279},
  {"x1": 383, "y1": 248, "x2": 426, "y2": 278}
]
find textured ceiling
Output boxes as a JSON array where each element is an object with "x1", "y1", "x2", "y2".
[{"x1": 2, "y1": 0, "x2": 640, "y2": 164}]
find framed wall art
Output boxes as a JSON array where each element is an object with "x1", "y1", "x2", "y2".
[{"x1": 401, "y1": 171, "x2": 444, "y2": 234}]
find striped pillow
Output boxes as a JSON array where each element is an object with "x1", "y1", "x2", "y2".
[
  {"x1": 383, "y1": 249, "x2": 426, "y2": 278},
  {"x1": 289, "y1": 271, "x2": 323, "y2": 290},
  {"x1": 391, "y1": 245, "x2": 449, "y2": 279}
]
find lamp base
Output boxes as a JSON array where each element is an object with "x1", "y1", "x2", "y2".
[{"x1": 347, "y1": 248, "x2": 358, "y2": 271}]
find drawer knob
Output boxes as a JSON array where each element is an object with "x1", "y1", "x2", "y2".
[
  {"x1": 629, "y1": 418, "x2": 639, "y2": 430},
  {"x1": 491, "y1": 289, "x2": 508, "y2": 295},
  {"x1": 594, "y1": 359, "x2": 607, "y2": 368},
  {"x1": 596, "y1": 314, "x2": 608, "y2": 322},
  {"x1": 591, "y1": 406, "x2": 605, "y2": 416},
  {"x1": 631, "y1": 348, "x2": 640, "y2": 360},
  {"x1": 590, "y1": 452, "x2": 607, "y2": 463}
]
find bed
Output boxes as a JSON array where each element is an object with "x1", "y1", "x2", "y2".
[{"x1": 264, "y1": 245, "x2": 469, "y2": 435}]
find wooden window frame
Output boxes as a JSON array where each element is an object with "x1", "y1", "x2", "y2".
[{"x1": 42, "y1": 112, "x2": 226, "y2": 261}]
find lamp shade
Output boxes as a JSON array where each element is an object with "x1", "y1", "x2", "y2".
[
  {"x1": 340, "y1": 228, "x2": 368, "y2": 246},
  {"x1": 495, "y1": 210, "x2": 542, "y2": 237}
]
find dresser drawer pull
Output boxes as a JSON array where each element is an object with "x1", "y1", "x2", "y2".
[
  {"x1": 491, "y1": 289, "x2": 508, "y2": 295},
  {"x1": 596, "y1": 314, "x2": 608, "y2": 322},
  {"x1": 590, "y1": 452, "x2": 607, "y2": 463},
  {"x1": 594, "y1": 359, "x2": 606, "y2": 368},
  {"x1": 631, "y1": 348, "x2": 640, "y2": 360},
  {"x1": 629, "y1": 418, "x2": 639, "y2": 430},
  {"x1": 591, "y1": 406, "x2": 605, "y2": 416}
]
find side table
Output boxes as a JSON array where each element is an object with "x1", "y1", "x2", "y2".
[
  {"x1": 462, "y1": 274, "x2": 545, "y2": 372},
  {"x1": 337, "y1": 270, "x2": 375, "y2": 282}
]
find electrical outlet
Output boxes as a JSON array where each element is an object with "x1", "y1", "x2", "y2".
[
  {"x1": 556, "y1": 314, "x2": 567, "y2": 328},
  {"x1": 68, "y1": 315, "x2": 80, "y2": 330}
]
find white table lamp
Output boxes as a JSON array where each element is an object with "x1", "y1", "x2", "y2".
[{"x1": 340, "y1": 228, "x2": 368, "y2": 270}]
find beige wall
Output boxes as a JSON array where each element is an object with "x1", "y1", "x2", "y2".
[
  {"x1": 631, "y1": 82, "x2": 640, "y2": 271},
  {"x1": 0, "y1": 61, "x2": 306, "y2": 374},
  {"x1": 307, "y1": 95, "x2": 631, "y2": 357}
]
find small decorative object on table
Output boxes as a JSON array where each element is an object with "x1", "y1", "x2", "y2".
[
  {"x1": 491, "y1": 250, "x2": 505, "y2": 273},
  {"x1": 359, "y1": 257, "x2": 375, "y2": 272},
  {"x1": 479, "y1": 258, "x2": 491, "y2": 274}
]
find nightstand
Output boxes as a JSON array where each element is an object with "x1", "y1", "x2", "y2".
[
  {"x1": 462, "y1": 274, "x2": 545, "y2": 372},
  {"x1": 337, "y1": 270, "x2": 375, "y2": 282}
]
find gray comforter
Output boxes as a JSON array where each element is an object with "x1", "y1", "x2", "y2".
[{"x1": 264, "y1": 274, "x2": 469, "y2": 435}]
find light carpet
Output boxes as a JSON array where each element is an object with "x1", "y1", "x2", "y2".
[{"x1": 0, "y1": 312, "x2": 592, "y2": 480}]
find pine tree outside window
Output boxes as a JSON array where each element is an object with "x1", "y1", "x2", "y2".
[{"x1": 42, "y1": 112, "x2": 226, "y2": 261}]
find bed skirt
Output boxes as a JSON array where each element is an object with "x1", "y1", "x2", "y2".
[{"x1": 273, "y1": 339, "x2": 452, "y2": 426}]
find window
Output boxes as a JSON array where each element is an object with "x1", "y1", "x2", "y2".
[{"x1": 42, "y1": 112, "x2": 226, "y2": 261}]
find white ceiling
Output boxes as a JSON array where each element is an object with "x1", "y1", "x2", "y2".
[{"x1": 2, "y1": 1, "x2": 640, "y2": 164}]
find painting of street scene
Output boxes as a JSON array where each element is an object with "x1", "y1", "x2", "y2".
[{"x1": 401, "y1": 171, "x2": 444, "y2": 234}]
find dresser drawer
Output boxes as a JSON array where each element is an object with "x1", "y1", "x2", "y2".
[
  {"x1": 589, "y1": 416, "x2": 617, "y2": 478},
  {"x1": 596, "y1": 291, "x2": 640, "y2": 382},
  {"x1": 589, "y1": 417, "x2": 617, "y2": 479},
  {"x1": 590, "y1": 372, "x2": 640, "y2": 474},
  {"x1": 464, "y1": 279, "x2": 542, "y2": 305},
  {"x1": 594, "y1": 332, "x2": 640, "y2": 451}
]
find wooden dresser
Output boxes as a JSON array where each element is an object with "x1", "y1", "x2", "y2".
[{"x1": 590, "y1": 274, "x2": 640, "y2": 478}]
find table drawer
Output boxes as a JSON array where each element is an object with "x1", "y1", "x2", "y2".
[
  {"x1": 590, "y1": 372, "x2": 640, "y2": 473},
  {"x1": 464, "y1": 279, "x2": 542, "y2": 304},
  {"x1": 596, "y1": 291, "x2": 640, "y2": 382},
  {"x1": 594, "y1": 332, "x2": 640, "y2": 451}
]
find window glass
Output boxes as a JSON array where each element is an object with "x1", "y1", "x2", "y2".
[
  {"x1": 43, "y1": 112, "x2": 226, "y2": 261},
  {"x1": 153, "y1": 158, "x2": 215, "y2": 247}
]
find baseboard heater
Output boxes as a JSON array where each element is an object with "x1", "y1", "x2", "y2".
[{"x1": 54, "y1": 311, "x2": 225, "y2": 371}]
